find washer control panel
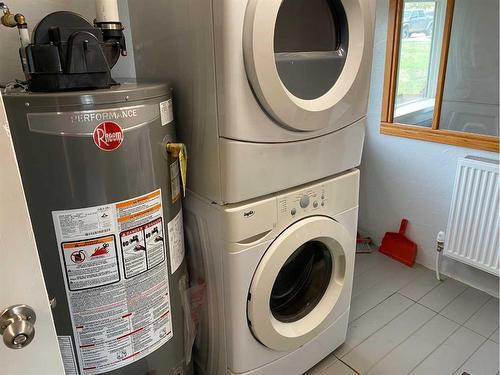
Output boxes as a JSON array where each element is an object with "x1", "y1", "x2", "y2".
[{"x1": 278, "y1": 184, "x2": 328, "y2": 220}]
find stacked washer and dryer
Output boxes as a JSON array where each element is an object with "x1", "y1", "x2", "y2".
[{"x1": 130, "y1": 0, "x2": 375, "y2": 374}]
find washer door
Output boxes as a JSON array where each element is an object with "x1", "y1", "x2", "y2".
[
  {"x1": 247, "y1": 216, "x2": 351, "y2": 351},
  {"x1": 244, "y1": 0, "x2": 366, "y2": 132}
]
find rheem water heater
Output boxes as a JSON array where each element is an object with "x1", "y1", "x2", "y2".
[{"x1": 3, "y1": 82, "x2": 191, "y2": 375}]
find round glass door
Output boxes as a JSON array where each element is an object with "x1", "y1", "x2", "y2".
[
  {"x1": 274, "y1": 0, "x2": 349, "y2": 100},
  {"x1": 247, "y1": 216, "x2": 351, "y2": 352},
  {"x1": 243, "y1": 0, "x2": 368, "y2": 131},
  {"x1": 270, "y1": 241, "x2": 333, "y2": 322}
]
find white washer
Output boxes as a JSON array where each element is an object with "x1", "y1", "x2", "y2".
[
  {"x1": 130, "y1": 0, "x2": 375, "y2": 204},
  {"x1": 184, "y1": 170, "x2": 359, "y2": 375}
]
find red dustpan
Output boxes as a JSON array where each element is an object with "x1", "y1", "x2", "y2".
[{"x1": 379, "y1": 219, "x2": 417, "y2": 267}]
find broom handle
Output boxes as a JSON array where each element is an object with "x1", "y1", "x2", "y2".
[{"x1": 399, "y1": 219, "x2": 409, "y2": 234}]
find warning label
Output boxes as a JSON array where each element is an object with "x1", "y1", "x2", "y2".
[
  {"x1": 62, "y1": 236, "x2": 120, "y2": 291},
  {"x1": 119, "y1": 218, "x2": 165, "y2": 279},
  {"x1": 52, "y1": 190, "x2": 175, "y2": 375}
]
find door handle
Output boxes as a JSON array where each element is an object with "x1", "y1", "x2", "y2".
[{"x1": 0, "y1": 304, "x2": 36, "y2": 349}]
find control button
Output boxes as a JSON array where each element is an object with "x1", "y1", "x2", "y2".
[
  {"x1": 313, "y1": 201, "x2": 319, "y2": 208},
  {"x1": 321, "y1": 202, "x2": 325, "y2": 207},
  {"x1": 291, "y1": 208, "x2": 297, "y2": 216},
  {"x1": 299, "y1": 195, "x2": 310, "y2": 208},
  {"x1": 321, "y1": 194, "x2": 325, "y2": 200}
]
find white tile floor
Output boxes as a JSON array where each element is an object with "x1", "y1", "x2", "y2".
[{"x1": 307, "y1": 251, "x2": 499, "y2": 375}]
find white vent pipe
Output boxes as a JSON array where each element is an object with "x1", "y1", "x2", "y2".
[{"x1": 95, "y1": 0, "x2": 120, "y2": 23}]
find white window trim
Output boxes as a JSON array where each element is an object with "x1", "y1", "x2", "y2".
[
  {"x1": 425, "y1": 0, "x2": 447, "y2": 98},
  {"x1": 395, "y1": 0, "x2": 448, "y2": 116},
  {"x1": 395, "y1": 97, "x2": 435, "y2": 118}
]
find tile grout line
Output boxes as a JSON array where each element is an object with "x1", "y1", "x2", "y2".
[
  {"x1": 437, "y1": 286, "x2": 470, "y2": 313},
  {"x1": 353, "y1": 258, "x2": 426, "y2": 302},
  {"x1": 392, "y1": 266, "x2": 429, "y2": 296},
  {"x1": 396, "y1": 291, "x2": 421, "y2": 303},
  {"x1": 361, "y1": 309, "x2": 437, "y2": 374},
  {"x1": 339, "y1": 292, "x2": 414, "y2": 359},
  {"x1": 464, "y1": 295, "x2": 494, "y2": 324},
  {"x1": 346, "y1": 254, "x2": 498, "y2": 374},
  {"x1": 441, "y1": 294, "x2": 493, "y2": 327},
  {"x1": 450, "y1": 336, "x2": 490, "y2": 375},
  {"x1": 405, "y1": 321, "x2": 463, "y2": 374},
  {"x1": 456, "y1": 315, "x2": 499, "y2": 341},
  {"x1": 350, "y1": 264, "x2": 425, "y2": 314},
  {"x1": 337, "y1": 357, "x2": 361, "y2": 375},
  {"x1": 349, "y1": 289, "x2": 399, "y2": 324},
  {"x1": 362, "y1": 309, "x2": 438, "y2": 374},
  {"x1": 343, "y1": 266, "x2": 433, "y2": 359},
  {"x1": 412, "y1": 294, "x2": 486, "y2": 318},
  {"x1": 414, "y1": 300, "x2": 439, "y2": 313},
  {"x1": 348, "y1": 254, "x2": 498, "y2": 374},
  {"x1": 395, "y1": 293, "x2": 497, "y2": 372},
  {"x1": 414, "y1": 275, "x2": 457, "y2": 303},
  {"x1": 352, "y1": 256, "x2": 384, "y2": 282},
  {"x1": 396, "y1": 270, "x2": 444, "y2": 302},
  {"x1": 488, "y1": 328, "x2": 500, "y2": 343},
  {"x1": 352, "y1": 263, "x2": 404, "y2": 298}
]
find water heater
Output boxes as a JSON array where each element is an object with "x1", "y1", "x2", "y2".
[{"x1": 3, "y1": 82, "x2": 190, "y2": 375}]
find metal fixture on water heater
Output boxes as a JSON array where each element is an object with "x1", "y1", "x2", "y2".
[{"x1": 1, "y1": 0, "x2": 126, "y2": 91}]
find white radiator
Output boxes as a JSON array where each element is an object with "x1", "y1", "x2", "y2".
[{"x1": 445, "y1": 156, "x2": 499, "y2": 276}]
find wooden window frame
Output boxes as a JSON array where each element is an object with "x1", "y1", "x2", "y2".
[{"x1": 380, "y1": 0, "x2": 499, "y2": 153}]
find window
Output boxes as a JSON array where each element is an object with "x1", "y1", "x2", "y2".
[{"x1": 381, "y1": 0, "x2": 499, "y2": 152}]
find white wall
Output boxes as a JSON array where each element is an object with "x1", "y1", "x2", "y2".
[
  {"x1": 0, "y1": 0, "x2": 135, "y2": 84},
  {"x1": 360, "y1": 0, "x2": 499, "y2": 297},
  {"x1": 114, "y1": 0, "x2": 136, "y2": 79}
]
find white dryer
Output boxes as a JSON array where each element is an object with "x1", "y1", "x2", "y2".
[
  {"x1": 130, "y1": 0, "x2": 375, "y2": 204},
  {"x1": 184, "y1": 170, "x2": 359, "y2": 375}
]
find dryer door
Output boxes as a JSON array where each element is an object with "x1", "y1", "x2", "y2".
[
  {"x1": 244, "y1": 0, "x2": 369, "y2": 132},
  {"x1": 247, "y1": 216, "x2": 351, "y2": 351}
]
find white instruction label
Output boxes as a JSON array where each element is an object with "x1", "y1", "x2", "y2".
[
  {"x1": 160, "y1": 99, "x2": 174, "y2": 126},
  {"x1": 53, "y1": 190, "x2": 174, "y2": 375},
  {"x1": 168, "y1": 210, "x2": 185, "y2": 274},
  {"x1": 170, "y1": 159, "x2": 181, "y2": 203},
  {"x1": 58, "y1": 336, "x2": 79, "y2": 375}
]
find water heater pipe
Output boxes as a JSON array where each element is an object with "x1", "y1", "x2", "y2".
[
  {"x1": 0, "y1": 2, "x2": 30, "y2": 80},
  {"x1": 435, "y1": 231, "x2": 445, "y2": 281},
  {"x1": 94, "y1": 0, "x2": 127, "y2": 59},
  {"x1": 0, "y1": 2, "x2": 29, "y2": 45},
  {"x1": 95, "y1": 0, "x2": 120, "y2": 23}
]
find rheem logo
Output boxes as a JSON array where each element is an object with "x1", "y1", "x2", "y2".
[{"x1": 93, "y1": 121, "x2": 124, "y2": 151}]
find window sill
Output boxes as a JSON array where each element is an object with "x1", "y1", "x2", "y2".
[
  {"x1": 380, "y1": 121, "x2": 499, "y2": 152},
  {"x1": 394, "y1": 98, "x2": 435, "y2": 118}
]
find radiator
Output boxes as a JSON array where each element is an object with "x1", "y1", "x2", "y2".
[{"x1": 445, "y1": 156, "x2": 499, "y2": 276}]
